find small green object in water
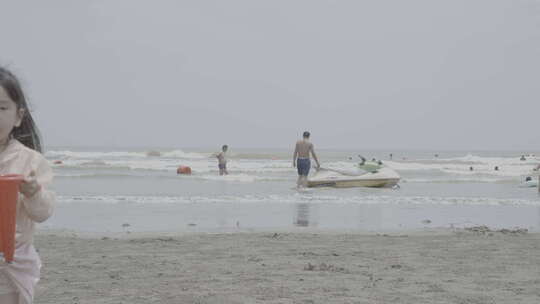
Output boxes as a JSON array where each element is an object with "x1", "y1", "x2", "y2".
[{"x1": 358, "y1": 161, "x2": 382, "y2": 173}]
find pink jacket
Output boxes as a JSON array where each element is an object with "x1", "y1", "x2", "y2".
[{"x1": 0, "y1": 139, "x2": 55, "y2": 304}]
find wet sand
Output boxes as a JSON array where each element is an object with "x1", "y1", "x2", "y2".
[{"x1": 35, "y1": 229, "x2": 540, "y2": 304}]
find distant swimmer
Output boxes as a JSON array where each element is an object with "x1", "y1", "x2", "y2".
[
  {"x1": 520, "y1": 155, "x2": 526, "y2": 161},
  {"x1": 469, "y1": 166, "x2": 474, "y2": 171},
  {"x1": 214, "y1": 145, "x2": 229, "y2": 175},
  {"x1": 434, "y1": 154, "x2": 439, "y2": 158},
  {"x1": 389, "y1": 153, "x2": 393, "y2": 160},
  {"x1": 293, "y1": 131, "x2": 321, "y2": 188},
  {"x1": 525, "y1": 176, "x2": 532, "y2": 182},
  {"x1": 494, "y1": 166, "x2": 499, "y2": 171}
]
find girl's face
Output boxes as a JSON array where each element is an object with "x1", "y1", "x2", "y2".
[{"x1": 0, "y1": 86, "x2": 23, "y2": 143}]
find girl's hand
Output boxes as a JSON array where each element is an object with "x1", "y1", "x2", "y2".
[{"x1": 20, "y1": 170, "x2": 41, "y2": 198}]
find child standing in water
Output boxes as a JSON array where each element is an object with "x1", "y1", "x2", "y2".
[
  {"x1": 215, "y1": 145, "x2": 228, "y2": 175},
  {"x1": 0, "y1": 67, "x2": 55, "y2": 304}
]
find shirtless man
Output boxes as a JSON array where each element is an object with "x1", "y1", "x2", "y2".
[
  {"x1": 215, "y1": 145, "x2": 228, "y2": 175},
  {"x1": 293, "y1": 131, "x2": 321, "y2": 187}
]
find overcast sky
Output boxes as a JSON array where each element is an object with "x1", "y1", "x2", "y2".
[{"x1": 1, "y1": 0, "x2": 539, "y2": 150}]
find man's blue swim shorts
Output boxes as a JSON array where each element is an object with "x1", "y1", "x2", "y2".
[{"x1": 297, "y1": 158, "x2": 311, "y2": 176}]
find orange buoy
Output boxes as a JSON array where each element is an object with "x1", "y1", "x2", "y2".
[
  {"x1": 0, "y1": 174, "x2": 23, "y2": 263},
  {"x1": 177, "y1": 166, "x2": 192, "y2": 175},
  {"x1": 53, "y1": 160, "x2": 63, "y2": 165}
]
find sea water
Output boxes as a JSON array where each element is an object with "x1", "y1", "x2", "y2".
[{"x1": 41, "y1": 147, "x2": 540, "y2": 233}]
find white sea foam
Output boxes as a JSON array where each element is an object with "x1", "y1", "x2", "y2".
[
  {"x1": 46, "y1": 149, "x2": 208, "y2": 160},
  {"x1": 444, "y1": 154, "x2": 539, "y2": 165},
  {"x1": 48, "y1": 150, "x2": 540, "y2": 183},
  {"x1": 56, "y1": 194, "x2": 540, "y2": 206}
]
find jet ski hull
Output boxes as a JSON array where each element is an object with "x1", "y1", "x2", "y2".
[
  {"x1": 307, "y1": 178, "x2": 399, "y2": 188},
  {"x1": 307, "y1": 167, "x2": 400, "y2": 188}
]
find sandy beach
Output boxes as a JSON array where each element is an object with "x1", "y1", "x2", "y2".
[{"x1": 34, "y1": 228, "x2": 540, "y2": 304}]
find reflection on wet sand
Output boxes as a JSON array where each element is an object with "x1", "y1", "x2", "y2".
[
  {"x1": 356, "y1": 204, "x2": 383, "y2": 230},
  {"x1": 538, "y1": 206, "x2": 540, "y2": 229},
  {"x1": 294, "y1": 203, "x2": 311, "y2": 227}
]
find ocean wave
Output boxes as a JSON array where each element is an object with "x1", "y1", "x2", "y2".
[
  {"x1": 51, "y1": 158, "x2": 294, "y2": 173},
  {"x1": 46, "y1": 149, "x2": 209, "y2": 160},
  {"x1": 47, "y1": 150, "x2": 540, "y2": 181},
  {"x1": 441, "y1": 154, "x2": 539, "y2": 165},
  {"x1": 385, "y1": 161, "x2": 536, "y2": 177}
]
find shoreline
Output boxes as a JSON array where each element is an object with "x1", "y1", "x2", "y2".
[
  {"x1": 35, "y1": 228, "x2": 540, "y2": 304},
  {"x1": 36, "y1": 225, "x2": 535, "y2": 239}
]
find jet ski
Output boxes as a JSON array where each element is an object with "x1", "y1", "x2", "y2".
[{"x1": 307, "y1": 159, "x2": 400, "y2": 188}]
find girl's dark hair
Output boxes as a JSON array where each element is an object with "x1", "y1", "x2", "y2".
[{"x1": 0, "y1": 67, "x2": 42, "y2": 152}]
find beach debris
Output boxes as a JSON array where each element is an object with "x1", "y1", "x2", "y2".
[
  {"x1": 464, "y1": 225, "x2": 491, "y2": 234},
  {"x1": 498, "y1": 228, "x2": 528, "y2": 235},
  {"x1": 424, "y1": 283, "x2": 445, "y2": 293},
  {"x1": 376, "y1": 233, "x2": 408, "y2": 238},
  {"x1": 188, "y1": 223, "x2": 197, "y2": 226},
  {"x1": 464, "y1": 225, "x2": 528, "y2": 235},
  {"x1": 390, "y1": 264, "x2": 402, "y2": 269},
  {"x1": 101, "y1": 237, "x2": 110, "y2": 241},
  {"x1": 361, "y1": 271, "x2": 382, "y2": 287},
  {"x1": 422, "y1": 219, "x2": 432, "y2": 224},
  {"x1": 157, "y1": 237, "x2": 174, "y2": 242},
  {"x1": 108, "y1": 272, "x2": 121, "y2": 279},
  {"x1": 53, "y1": 160, "x2": 63, "y2": 165},
  {"x1": 247, "y1": 256, "x2": 263, "y2": 262},
  {"x1": 303, "y1": 262, "x2": 347, "y2": 273}
]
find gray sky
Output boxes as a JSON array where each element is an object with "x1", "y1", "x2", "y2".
[{"x1": 1, "y1": 0, "x2": 539, "y2": 150}]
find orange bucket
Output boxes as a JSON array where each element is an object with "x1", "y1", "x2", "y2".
[
  {"x1": 0, "y1": 174, "x2": 23, "y2": 263},
  {"x1": 177, "y1": 166, "x2": 192, "y2": 175}
]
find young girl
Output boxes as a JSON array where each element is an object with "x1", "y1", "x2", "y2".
[{"x1": 0, "y1": 67, "x2": 55, "y2": 304}]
